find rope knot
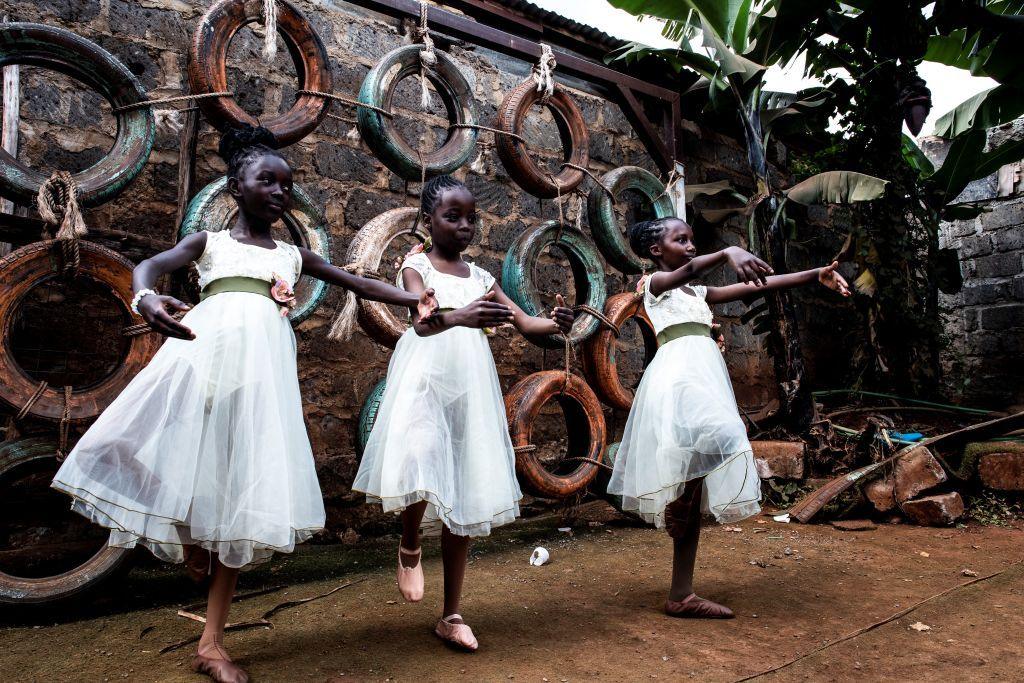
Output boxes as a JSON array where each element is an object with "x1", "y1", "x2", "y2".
[
  {"x1": 415, "y1": 1, "x2": 437, "y2": 108},
  {"x1": 532, "y1": 44, "x2": 556, "y2": 102},
  {"x1": 37, "y1": 171, "x2": 88, "y2": 275}
]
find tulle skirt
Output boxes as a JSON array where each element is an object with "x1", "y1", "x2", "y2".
[
  {"x1": 608, "y1": 334, "x2": 761, "y2": 526},
  {"x1": 52, "y1": 292, "x2": 325, "y2": 568},
  {"x1": 353, "y1": 326, "x2": 522, "y2": 537}
]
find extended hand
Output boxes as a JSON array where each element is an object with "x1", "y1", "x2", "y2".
[
  {"x1": 818, "y1": 261, "x2": 850, "y2": 297},
  {"x1": 550, "y1": 294, "x2": 575, "y2": 334},
  {"x1": 139, "y1": 294, "x2": 194, "y2": 340},
  {"x1": 417, "y1": 287, "x2": 440, "y2": 322},
  {"x1": 711, "y1": 322, "x2": 726, "y2": 354},
  {"x1": 454, "y1": 291, "x2": 515, "y2": 329},
  {"x1": 725, "y1": 246, "x2": 773, "y2": 286}
]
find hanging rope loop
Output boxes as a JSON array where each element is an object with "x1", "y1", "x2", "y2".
[
  {"x1": 261, "y1": 0, "x2": 279, "y2": 63},
  {"x1": 37, "y1": 171, "x2": 88, "y2": 275},
  {"x1": 532, "y1": 43, "x2": 556, "y2": 102},
  {"x1": 414, "y1": 1, "x2": 437, "y2": 108}
]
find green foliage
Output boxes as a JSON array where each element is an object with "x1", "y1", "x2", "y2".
[
  {"x1": 926, "y1": 129, "x2": 1024, "y2": 204},
  {"x1": 933, "y1": 84, "x2": 1024, "y2": 138},
  {"x1": 784, "y1": 171, "x2": 888, "y2": 205},
  {"x1": 967, "y1": 490, "x2": 1024, "y2": 527}
]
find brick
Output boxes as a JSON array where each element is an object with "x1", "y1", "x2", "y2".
[
  {"x1": 983, "y1": 200, "x2": 1024, "y2": 230},
  {"x1": 864, "y1": 446, "x2": 947, "y2": 512},
  {"x1": 901, "y1": 492, "x2": 965, "y2": 526},
  {"x1": 980, "y1": 304, "x2": 1024, "y2": 331},
  {"x1": 1014, "y1": 276, "x2": 1024, "y2": 301},
  {"x1": 959, "y1": 234, "x2": 992, "y2": 258},
  {"x1": 315, "y1": 142, "x2": 382, "y2": 186},
  {"x1": 962, "y1": 282, "x2": 1009, "y2": 306},
  {"x1": 991, "y1": 227, "x2": 1024, "y2": 252},
  {"x1": 752, "y1": 440, "x2": 805, "y2": 480},
  {"x1": 974, "y1": 252, "x2": 1022, "y2": 279}
]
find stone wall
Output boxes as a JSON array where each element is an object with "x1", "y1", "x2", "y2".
[
  {"x1": 922, "y1": 124, "x2": 1024, "y2": 410},
  {"x1": 2, "y1": 0, "x2": 795, "y2": 538}
]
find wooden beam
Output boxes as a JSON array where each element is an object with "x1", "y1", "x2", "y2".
[
  {"x1": 174, "y1": 107, "x2": 200, "y2": 234},
  {"x1": 614, "y1": 85, "x2": 674, "y2": 174},
  {"x1": 1, "y1": 15, "x2": 18, "y2": 256},
  {"x1": 0, "y1": 212, "x2": 173, "y2": 254}
]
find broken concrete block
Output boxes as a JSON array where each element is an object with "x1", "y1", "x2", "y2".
[
  {"x1": 901, "y1": 492, "x2": 965, "y2": 526},
  {"x1": 752, "y1": 440, "x2": 805, "y2": 480},
  {"x1": 863, "y1": 446, "x2": 947, "y2": 512},
  {"x1": 970, "y1": 441, "x2": 1024, "y2": 491}
]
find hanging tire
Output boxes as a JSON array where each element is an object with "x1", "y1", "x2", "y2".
[
  {"x1": 189, "y1": 0, "x2": 333, "y2": 147},
  {"x1": 0, "y1": 242, "x2": 160, "y2": 422},
  {"x1": 347, "y1": 207, "x2": 429, "y2": 348},
  {"x1": 0, "y1": 23, "x2": 154, "y2": 207},
  {"x1": 179, "y1": 177, "x2": 330, "y2": 325},
  {"x1": 356, "y1": 378, "x2": 387, "y2": 458},
  {"x1": 0, "y1": 438, "x2": 132, "y2": 605},
  {"x1": 581, "y1": 292, "x2": 657, "y2": 411},
  {"x1": 501, "y1": 220, "x2": 607, "y2": 349},
  {"x1": 505, "y1": 370, "x2": 606, "y2": 499},
  {"x1": 357, "y1": 45, "x2": 478, "y2": 180},
  {"x1": 587, "y1": 166, "x2": 674, "y2": 274},
  {"x1": 494, "y1": 78, "x2": 589, "y2": 199}
]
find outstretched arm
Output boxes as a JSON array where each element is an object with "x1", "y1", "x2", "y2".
[
  {"x1": 132, "y1": 231, "x2": 208, "y2": 340},
  {"x1": 299, "y1": 247, "x2": 437, "y2": 319},
  {"x1": 401, "y1": 269, "x2": 514, "y2": 338},
  {"x1": 705, "y1": 261, "x2": 850, "y2": 304},
  {"x1": 488, "y1": 285, "x2": 575, "y2": 337},
  {"x1": 649, "y1": 246, "x2": 773, "y2": 297}
]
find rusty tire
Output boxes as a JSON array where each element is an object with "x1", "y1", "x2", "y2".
[
  {"x1": 179, "y1": 177, "x2": 331, "y2": 324},
  {"x1": 0, "y1": 437, "x2": 132, "y2": 605},
  {"x1": 189, "y1": 0, "x2": 332, "y2": 147},
  {"x1": 501, "y1": 220, "x2": 607, "y2": 349},
  {"x1": 356, "y1": 378, "x2": 387, "y2": 458},
  {"x1": 494, "y1": 78, "x2": 589, "y2": 199},
  {"x1": 580, "y1": 292, "x2": 657, "y2": 411},
  {"x1": 505, "y1": 370, "x2": 606, "y2": 499},
  {"x1": 0, "y1": 241, "x2": 160, "y2": 422},
  {"x1": 587, "y1": 166, "x2": 674, "y2": 274},
  {"x1": 0, "y1": 23, "x2": 154, "y2": 207},
  {"x1": 347, "y1": 207, "x2": 428, "y2": 348},
  {"x1": 357, "y1": 45, "x2": 478, "y2": 180}
]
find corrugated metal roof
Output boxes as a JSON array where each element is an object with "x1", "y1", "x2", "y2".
[{"x1": 491, "y1": 0, "x2": 628, "y2": 50}]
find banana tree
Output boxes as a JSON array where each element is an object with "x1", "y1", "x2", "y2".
[{"x1": 607, "y1": 0, "x2": 887, "y2": 428}]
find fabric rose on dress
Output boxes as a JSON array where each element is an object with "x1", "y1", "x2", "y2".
[{"x1": 271, "y1": 273, "x2": 296, "y2": 317}]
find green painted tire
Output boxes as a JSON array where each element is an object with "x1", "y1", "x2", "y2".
[
  {"x1": 587, "y1": 166, "x2": 674, "y2": 274},
  {"x1": 356, "y1": 379, "x2": 387, "y2": 458},
  {"x1": 357, "y1": 45, "x2": 478, "y2": 180},
  {"x1": 0, "y1": 438, "x2": 132, "y2": 604},
  {"x1": 594, "y1": 441, "x2": 623, "y2": 511},
  {"x1": 0, "y1": 23, "x2": 154, "y2": 207},
  {"x1": 501, "y1": 220, "x2": 607, "y2": 349},
  {"x1": 179, "y1": 177, "x2": 330, "y2": 325}
]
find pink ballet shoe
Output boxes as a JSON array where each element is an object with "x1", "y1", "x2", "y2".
[
  {"x1": 191, "y1": 641, "x2": 249, "y2": 683},
  {"x1": 434, "y1": 614, "x2": 478, "y2": 652},
  {"x1": 397, "y1": 545, "x2": 424, "y2": 602}
]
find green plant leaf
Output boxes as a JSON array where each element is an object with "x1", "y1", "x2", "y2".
[
  {"x1": 853, "y1": 268, "x2": 877, "y2": 297},
  {"x1": 942, "y1": 202, "x2": 992, "y2": 220},
  {"x1": 927, "y1": 129, "x2": 1024, "y2": 203},
  {"x1": 684, "y1": 180, "x2": 737, "y2": 202},
  {"x1": 933, "y1": 85, "x2": 1024, "y2": 138},
  {"x1": 608, "y1": 0, "x2": 754, "y2": 50},
  {"x1": 784, "y1": 171, "x2": 888, "y2": 205},
  {"x1": 699, "y1": 15, "x2": 767, "y2": 84},
  {"x1": 901, "y1": 134, "x2": 934, "y2": 176}
]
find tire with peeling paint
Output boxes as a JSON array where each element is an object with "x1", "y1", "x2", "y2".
[
  {"x1": 587, "y1": 166, "x2": 673, "y2": 274},
  {"x1": 179, "y1": 177, "x2": 330, "y2": 325},
  {"x1": 356, "y1": 378, "x2": 387, "y2": 458},
  {"x1": 0, "y1": 438, "x2": 131, "y2": 605},
  {"x1": 505, "y1": 370, "x2": 606, "y2": 499},
  {"x1": 357, "y1": 45, "x2": 478, "y2": 180},
  {"x1": 189, "y1": 0, "x2": 332, "y2": 147},
  {"x1": 495, "y1": 78, "x2": 589, "y2": 198},
  {"x1": 580, "y1": 292, "x2": 657, "y2": 411},
  {"x1": 347, "y1": 207, "x2": 429, "y2": 348},
  {"x1": 0, "y1": 241, "x2": 161, "y2": 422},
  {"x1": 501, "y1": 220, "x2": 607, "y2": 349},
  {"x1": 0, "y1": 23, "x2": 154, "y2": 207}
]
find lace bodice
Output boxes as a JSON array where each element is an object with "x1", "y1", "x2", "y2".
[
  {"x1": 398, "y1": 252, "x2": 495, "y2": 309},
  {"x1": 643, "y1": 276, "x2": 714, "y2": 333},
  {"x1": 193, "y1": 230, "x2": 303, "y2": 290}
]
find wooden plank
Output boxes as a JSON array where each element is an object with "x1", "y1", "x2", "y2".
[
  {"x1": 174, "y1": 107, "x2": 200, "y2": 235},
  {"x1": 1, "y1": 15, "x2": 19, "y2": 256},
  {"x1": 614, "y1": 84, "x2": 674, "y2": 174}
]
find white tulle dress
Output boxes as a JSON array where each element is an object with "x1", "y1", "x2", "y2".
[
  {"x1": 52, "y1": 230, "x2": 326, "y2": 568},
  {"x1": 607, "y1": 278, "x2": 761, "y2": 526},
  {"x1": 353, "y1": 252, "x2": 522, "y2": 537}
]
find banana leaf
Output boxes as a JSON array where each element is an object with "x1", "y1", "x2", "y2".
[
  {"x1": 784, "y1": 171, "x2": 888, "y2": 205},
  {"x1": 933, "y1": 84, "x2": 1024, "y2": 139}
]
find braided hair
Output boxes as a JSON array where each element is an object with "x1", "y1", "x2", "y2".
[
  {"x1": 217, "y1": 123, "x2": 285, "y2": 179},
  {"x1": 420, "y1": 174, "x2": 467, "y2": 216},
  {"x1": 627, "y1": 216, "x2": 676, "y2": 261}
]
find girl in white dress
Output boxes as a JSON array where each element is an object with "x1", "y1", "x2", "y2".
[
  {"x1": 354, "y1": 174, "x2": 574, "y2": 651},
  {"x1": 608, "y1": 216, "x2": 850, "y2": 619},
  {"x1": 52, "y1": 125, "x2": 437, "y2": 683}
]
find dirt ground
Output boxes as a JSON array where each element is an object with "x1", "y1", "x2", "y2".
[{"x1": 2, "y1": 503, "x2": 1022, "y2": 682}]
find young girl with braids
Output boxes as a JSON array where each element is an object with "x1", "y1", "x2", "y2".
[
  {"x1": 608, "y1": 216, "x2": 850, "y2": 619},
  {"x1": 354, "y1": 174, "x2": 575, "y2": 652},
  {"x1": 52, "y1": 125, "x2": 438, "y2": 683}
]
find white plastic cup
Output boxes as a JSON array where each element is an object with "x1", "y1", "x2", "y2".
[{"x1": 529, "y1": 546, "x2": 550, "y2": 566}]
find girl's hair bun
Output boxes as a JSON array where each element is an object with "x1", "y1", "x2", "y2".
[{"x1": 217, "y1": 123, "x2": 279, "y2": 165}]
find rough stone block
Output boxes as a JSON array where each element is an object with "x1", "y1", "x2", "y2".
[
  {"x1": 992, "y1": 227, "x2": 1024, "y2": 252},
  {"x1": 974, "y1": 252, "x2": 1021, "y2": 279},
  {"x1": 979, "y1": 452, "x2": 1024, "y2": 491},
  {"x1": 960, "y1": 234, "x2": 993, "y2": 258},
  {"x1": 864, "y1": 446, "x2": 947, "y2": 512},
  {"x1": 752, "y1": 440, "x2": 805, "y2": 480},
  {"x1": 901, "y1": 492, "x2": 965, "y2": 526},
  {"x1": 962, "y1": 282, "x2": 1009, "y2": 306},
  {"x1": 315, "y1": 142, "x2": 382, "y2": 186},
  {"x1": 980, "y1": 304, "x2": 1024, "y2": 331},
  {"x1": 984, "y1": 200, "x2": 1024, "y2": 230}
]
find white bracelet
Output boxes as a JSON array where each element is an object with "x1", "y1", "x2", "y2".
[{"x1": 130, "y1": 288, "x2": 158, "y2": 315}]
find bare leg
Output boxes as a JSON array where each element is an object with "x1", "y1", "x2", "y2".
[
  {"x1": 400, "y1": 501, "x2": 428, "y2": 568},
  {"x1": 441, "y1": 525, "x2": 470, "y2": 622},
  {"x1": 668, "y1": 479, "x2": 704, "y2": 601},
  {"x1": 198, "y1": 559, "x2": 240, "y2": 657}
]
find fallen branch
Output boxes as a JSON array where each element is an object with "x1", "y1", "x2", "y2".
[
  {"x1": 159, "y1": 620, "x2": 272, "y2": 654},
  {"x1": 261, "y1": 577, "x2": 366, "y2": 620},
  {"x1": 180, "y1": 584, "x2": 286, "y2": 613},
  {"x1": 788, "y1": 410, "x2": 1024, "y2": 523}
]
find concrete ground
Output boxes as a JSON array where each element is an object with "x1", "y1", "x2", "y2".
[{"x1": 2, "y1": 503, "x2": 1022, "y2": 682}]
